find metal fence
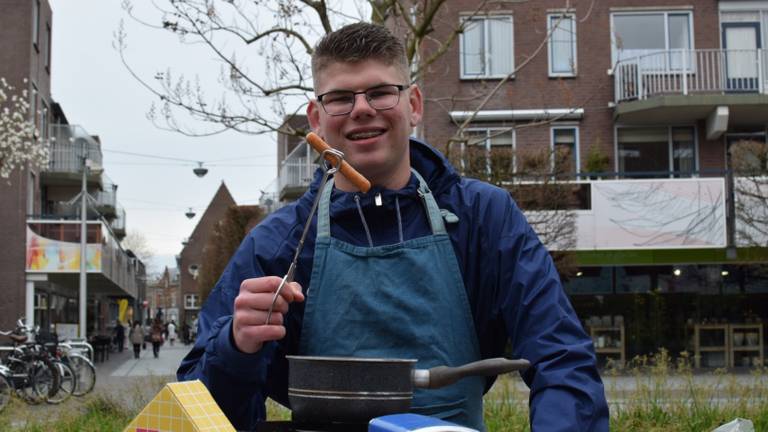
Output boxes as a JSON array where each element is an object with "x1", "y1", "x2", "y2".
[
  {"x1": 615, "y1": 49, "x2": 768, "y2": 102},
  {"x1": 48, "y1": 124, "x2": 103, "y2": 174}
]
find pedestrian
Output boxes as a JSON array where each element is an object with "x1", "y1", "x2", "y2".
[
  {"x1": 181, "y1": 322, "x2": 190, "y2": 345},
  {"x1": 178, "y1": 22, "x2": 608, "y2": 431},
  {"x1": 150, "y1": 318, "x2": 164, "y2": 359},
  {"x1": 114, "y1": 320, "x2": 125, "y2": 353},
  {"x1": 129, "y1": 321, "x2": 144, "y2": 359},
  {"x1": 167, "y1": 320, "x2": 177, "y2": 346}
]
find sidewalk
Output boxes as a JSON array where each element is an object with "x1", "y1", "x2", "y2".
[{"x1": 97, "y1": 342, "x2": 191, "y2": 379}]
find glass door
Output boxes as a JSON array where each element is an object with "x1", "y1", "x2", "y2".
[{"x1": 722, "y1": 23, "x2": 762, "y2": 92}]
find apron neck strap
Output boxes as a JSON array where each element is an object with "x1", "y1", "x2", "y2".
[{"x1": 316, "y1": 169, "x2": 447, "y2": 239}]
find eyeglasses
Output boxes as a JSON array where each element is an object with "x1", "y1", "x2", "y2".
[{"x1": 316, "y1": 84, "x2": 407, "y2": 116}]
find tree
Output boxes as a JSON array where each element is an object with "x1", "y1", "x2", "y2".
[
  {"x1": 116, "y1": 0, "x2": 594, "y2": 138},
  {"x1": 122, "y1": 231, "x2": 156, "y2": 269},
  {"x1": 730, "y1": 139, "x2": 768, "y2": 248},
  {"x1": 118, "y1": 0, "x2": 597, "y2": 269},
  {"x1": 456, "y1": 142, "x2": 579, "y2": 277},
  {"x1": 198, "y1": 205, "x2": 265, "y2": 302},
  {"x1": 0, "y1": 77, "x2": 48, "y2": 180}
]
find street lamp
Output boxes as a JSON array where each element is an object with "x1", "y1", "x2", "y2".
[
  {"x1": 193, "y1": 162, "x2": 208, "y2": 178},
  {"x1": 77, "y1": 139, "x2": 102, "y2": 340},
  {"x1": 185, "y1": 208, "x2": 196, "y2": 219}
]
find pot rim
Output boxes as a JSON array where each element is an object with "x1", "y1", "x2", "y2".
[{"x1": 286, "y1": 355, "x2": 417, "y2": 363}]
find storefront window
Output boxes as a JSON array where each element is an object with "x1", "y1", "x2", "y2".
[
  {"x1": 564, "y1": 267, "x2": 612, "y2": 294},
  {"x1": 615, "y1": 266, "x2": 652, "y2": 293}
]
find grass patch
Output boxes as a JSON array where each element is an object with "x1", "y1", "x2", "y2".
[
  {"x1": 1, "y1": 356, "x2": 765, "y2": 431},
  {"x1": 482, "y1": 350, "x2": 768, "y2": 431}
]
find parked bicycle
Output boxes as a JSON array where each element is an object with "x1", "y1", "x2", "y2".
[{"x1": 0, "y1": 321, "x2": 61, "y2": 406}]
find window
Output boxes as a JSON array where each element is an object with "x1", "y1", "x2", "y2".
[
  {"x1": 617, "y1": 126, "x2": 696, "y2": 178},
  {"x1": 459, "y1": 129, "x2": 515, "y2": 179},
  {"x1": 40, "y1": 100, "x2": 48, "y2": 141},
  {"x1": 551, "y1": 127, "x2": 579, "y2": 176},
  {"x1": 184, "y1": 294, "x2": 200, "y2": 310},
  {"x1": 32, "y1": 0, "x2": 41, "y2": 49},
  {"x1": 548, "y1": 14, "x2": 577, "y2": 76},
  {"x1": 44, "y1": 23, "x2": 51, "y2": 72},
  {"x1": 27, "y1": 171, "x2": 36, "y2": 214},
  {"x1": 612, "y1": 12, "x2": 693, "y2": 69},
  {"x1": 30, "y1": 83, "x2": 38, "y2": 127},
  {"x1": 461, "y1": 16, "x2": 514, "y2": 78}
]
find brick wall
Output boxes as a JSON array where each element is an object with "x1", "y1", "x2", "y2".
[
  {"x1": 418, "y1": 0, "x2": 725, "y2": 172},
  {"x1": 0, "y1": 0, "x2": 53, "y2": 333}
]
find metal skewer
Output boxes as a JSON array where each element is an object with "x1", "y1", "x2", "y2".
[{"x1": 265, "y1": 148, "x2": 345, "y2": 325}]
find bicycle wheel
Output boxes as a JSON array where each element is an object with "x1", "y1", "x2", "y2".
[
  {"x1": 31, "y1": 358, "x2": 60, "y2": 402},
  {"x1": 46, "y1": 361, "x2": 74, "y2": 404},
  {"x1": 67, "y1": 354, "x2": 96, "y2": 396},
  {"x1": 0, "y1": 374, "x2": 11, "y2": 412}
]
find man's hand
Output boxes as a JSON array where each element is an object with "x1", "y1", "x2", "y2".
[{"x1": 232, "y1": 276, "x2": 305, "y2": 354}]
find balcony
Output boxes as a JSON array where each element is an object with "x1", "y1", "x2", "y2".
[
  {"x1": 111, "y1": 204, "x2": 126, "y2": 238},
  {"x1": 613, "y1": 49, "x2": 768, "y2": 128},
  {"x1": 26, "y1": 219, "x2": 142, "y2": 299},
  {"x1": 95, "y1": 174, "x2": 117, "y2": 218},
  {"x1": 512, "y1": 172, "x2": 768, "y2": 268},
  {"x1": 278, "y1": 141, "x2": 318, "y2": 201},
  {"x1": 42, "y1": 124, "x2": 104, "y2": 187}
]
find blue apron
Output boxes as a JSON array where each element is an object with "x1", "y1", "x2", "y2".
[{"x1": 298, "y1": 170, "x2": 486, "y2": 430}]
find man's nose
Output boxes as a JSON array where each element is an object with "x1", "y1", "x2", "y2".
[{"x1": 349, "y1": 92, "x2": 377, "y2": 118}]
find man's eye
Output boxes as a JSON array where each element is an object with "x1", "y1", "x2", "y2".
[
  {"x1": 324, "y1": 93, "x2": 353, "y2": 104},
  {"x1": 368, "y1": 89, "x2": 395, "y2": 99}
]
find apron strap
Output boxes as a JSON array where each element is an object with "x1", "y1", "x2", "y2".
[
  {"x1": 316, "y1": 169, "x2": 447, "y2": 239},
  {"x1": 411, "y1": 169, "x2": 447, "y2": 235},
  {"x1": 317, "y1": 177, "x2": 334, "y2": 238}
]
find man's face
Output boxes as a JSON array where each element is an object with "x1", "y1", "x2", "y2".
[{"x1": 308, "y1": 59, "x2": 423, "y2": 189}]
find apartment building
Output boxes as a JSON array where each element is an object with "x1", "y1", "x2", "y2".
[
  {"x1": 148, "y1": 266, "x2": 180, "y2": 325},
  {"x1": 0, "y1": 0, "x2": 144, "y2": 338},
  {"x1": 270, "y1": 1, "x2": 768, "y2": 367},
  {"x1": 178, "y1": 182, "x2": 236, "y2": 328},
  {"x1": 416, "y1": 0, "x2": 768, "y2": 367}
]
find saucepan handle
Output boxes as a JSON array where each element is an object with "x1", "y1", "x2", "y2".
[{"x1": 412, "y1": 357, "x2": 530, "y2": 389}]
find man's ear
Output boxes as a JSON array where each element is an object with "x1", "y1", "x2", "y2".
[
  {"x1": 307, "y1": 100, "x2": 321, "y2": 132},
  {"x1": 408, "y1": 84, "x2": 423, "y2": 127}
]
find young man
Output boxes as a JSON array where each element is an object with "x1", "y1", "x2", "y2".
[{"x1": 178, "y1": 23, "x2": 608, "y2": 431}]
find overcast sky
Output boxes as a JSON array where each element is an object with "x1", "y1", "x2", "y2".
[{"x1": 49, "y1": 1, "x2": 283, "y2": 274}]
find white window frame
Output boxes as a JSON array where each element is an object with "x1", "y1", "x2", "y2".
[
  {"x1": 184, "y1": 294, "x2": 200, "y2": 310},
  {"x1": 610, "y1": 11, "x2": 695, "y2": 68},
  {"x1": 461, "y1": 127, "x2": 516, "y2": 177},
  {"x1": 460, "y1": 15, "x2": 515, "y2": 79},
  {"x1": 548, "y1": 13, "x2": 578, "y2": 77},
  {"x1": 550, "y1": 125, "x2": 580, "y2": 176},
  {"x1": 613, "y1": 124, "x2": 699, "y2": 178}
]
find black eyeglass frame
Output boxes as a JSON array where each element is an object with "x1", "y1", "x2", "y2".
[{"x1": 316, "y1": 84, "x2": 408, "y2": 116}]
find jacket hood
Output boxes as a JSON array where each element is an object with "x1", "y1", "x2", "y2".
[{"x1": 301, "y1": 137, "x2": 461, "y2": 214}]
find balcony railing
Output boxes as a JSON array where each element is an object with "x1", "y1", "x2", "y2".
[
  {"x1": 95, "y1": 174, "x2": 117, "y2": 215},
  {"x1": 615, "y1": 49, "x2": 768, "y2": 103},
  {"x1": 279, "y1": 158, "x2": 318, "y2": 190},
  {"x1": 48, "y1": 124, "x2": 103, "y2": 174},
  {"x1": 26, "y1": 219, "x2": 141, "y2": 298},
  {"x1": 111, "y1": 204, "x2": 126, "y2": 236}
]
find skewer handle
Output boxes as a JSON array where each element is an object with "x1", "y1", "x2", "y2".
[{"x1": 306, "y1": 132, "x2": 372, "y2": 192}]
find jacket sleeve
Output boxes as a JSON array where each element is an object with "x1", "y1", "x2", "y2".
[
  {"x1": 176, "y1": 233, "x2": 280, "y2": 431},
  {"x1": 496, "y1": 196, "x2": 609, "y2": 431}
]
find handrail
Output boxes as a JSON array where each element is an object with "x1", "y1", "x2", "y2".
[{"x1": 615, "y1": 48, "x2": 768, "y2": 102}]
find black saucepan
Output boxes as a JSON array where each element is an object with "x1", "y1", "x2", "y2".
[{"x1": 286, "y1": 356, "x2": 530, "y2": 424}]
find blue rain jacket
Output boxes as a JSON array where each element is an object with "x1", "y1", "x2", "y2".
[{"x1": 178, "y1": 138, "x2": 609, "y2": 431}]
